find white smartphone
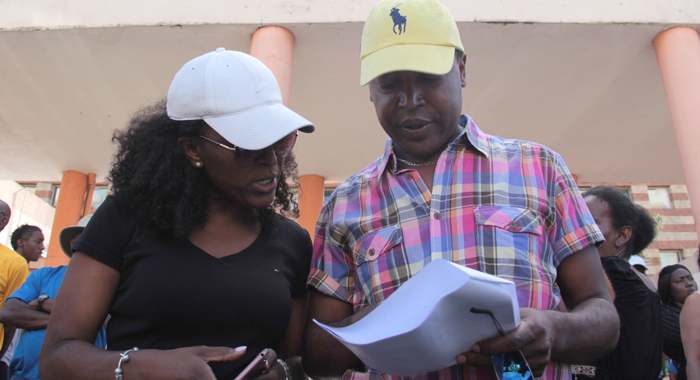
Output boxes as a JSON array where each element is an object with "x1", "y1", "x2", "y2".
[{"x1": 234, "y1": 349, "x2": 270, "y2": 380}]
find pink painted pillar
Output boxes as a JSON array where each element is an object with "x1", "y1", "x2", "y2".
[
  {"x1": 297, "y1": 174, "x2": 325, "y2": 238},
  {"x1": 250, "y1": 26, "x2": 295, "y2": 106},
  {"x1": 654, "y1": 27, "x2": 700, "y2": 239}
]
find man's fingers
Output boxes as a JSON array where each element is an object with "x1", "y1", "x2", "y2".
[
  {"x1": 194, "y1": 346, "x2": 247, "y2": 363},
  {"x1": 456, "y1": 351, "x2": 492, "y2": 370},
  {"x1": 472, "y1": 334, "x2": 521, "y2": 357}
]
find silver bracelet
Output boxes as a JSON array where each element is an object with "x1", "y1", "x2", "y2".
[
  {"x1": 114, "y1": 347, "x2": 139, "y2": 380},
  {"x1": 276, "y1": 358, "x2": 292, "y2": 380}
]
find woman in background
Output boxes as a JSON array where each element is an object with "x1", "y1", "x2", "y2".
[
  {"x1": 582, "y1": 186, "x2": 662, "y2": 379},
  {"x1": 680, "y1": 251, "x2": 700, "y2": 380},
  {"x1": 659, "y1": 262, "x2": 698, "y2": 380}
]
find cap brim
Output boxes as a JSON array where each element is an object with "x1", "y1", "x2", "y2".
[
  {"x1": 59, "y1": 226, "x2": 84, "y2": 258},
  {"x1": 204, "y1": 103, "x2": 315, "y2": 150},
  {"x1": 360, "y1": 44, "x2": 456, "y2": 86}
]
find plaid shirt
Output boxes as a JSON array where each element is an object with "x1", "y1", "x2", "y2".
[{"x1": 308, "y1": 115, "x2": 603, "y2": 380}]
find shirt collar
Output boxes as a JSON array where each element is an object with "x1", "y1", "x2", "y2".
[{"x1": 375, "y1": 114, "x2": 491, "y2": 178}]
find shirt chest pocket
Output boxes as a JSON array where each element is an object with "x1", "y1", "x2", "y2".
[
  {"x1": 475, "y1": 205, "x2": 543, "y2": 235},
  {"x1": 352, "y1": 226, "x2": 404, "y2": 305},
  {"x1": 474, "y1": 205, "x2": 547, "y2": 284}
]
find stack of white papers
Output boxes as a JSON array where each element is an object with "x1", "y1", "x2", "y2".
[{"x1": 314, "y1": 259, "x2": 520, "y2": 376}]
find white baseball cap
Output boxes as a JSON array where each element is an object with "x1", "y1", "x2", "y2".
[
  {"x1": 167, "y1": 48, "x2": 314, "y2": 150},
  {"x1": 629, "y1": 255, "x2": 648, "y2": 270}
]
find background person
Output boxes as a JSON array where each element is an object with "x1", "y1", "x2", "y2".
[
  {"x1": 0, "y1": 337, "x2": 18, "y2": 380},
  {"x1": 581, "y1": 186, "x2": 662, "y2": 379},
  {"x1": 0, "y1": 215, "x2": 106, "y2": 380},
  {"x1": 10, "y1": 225, "x2": 45, "y2": 264},
  {"x1": 669, "y1": 360, "x2": 678, "y2": 380},
  {"x1": 658, "y1": 263, "x2": 698, "y2": 380},
  {"x1": 680, "y1": 251, "x2": 700, "y2": 380},
  {"x1": 629, "y1": 255, "x2": 651, "y2": 277},
  {"x1": 0, "y1": 201, "x2": 29, "y2": 380},
  {"x1": 40, "y1": 49, "x2": 315, "y2": 380},
  {"x1": 302, "y1": 0, "x2": 619, "y2": 379}
]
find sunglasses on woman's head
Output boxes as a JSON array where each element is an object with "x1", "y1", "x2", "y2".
[
  {"x1": 469, "y1": 307, "x2": 534, "y2": 380},
  {"x1": 198, "y1": 131, "x2": 298, "y2": 166}
]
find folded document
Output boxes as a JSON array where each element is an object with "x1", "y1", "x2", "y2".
[{"x1": 314, "y1": 259, "x2": 520, "y2": 376}]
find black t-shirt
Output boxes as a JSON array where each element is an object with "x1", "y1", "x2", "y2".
[
  {"x1": 73, "y1": 197, "x2": 313, "y2": 379},
  {"x1": 594, "y1": 257, "x2": 663, "y2": 380}
]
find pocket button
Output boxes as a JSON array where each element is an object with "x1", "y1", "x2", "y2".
[{"x1": 509, "y1": 221, "x2": 518, "y2": 229}]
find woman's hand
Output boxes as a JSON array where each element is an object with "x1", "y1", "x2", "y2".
[
  {"x1": 130, "y1": 346, "x2": 247, "y2": 380},
  {"x1": 244, "y1": 349, "x2": 285, "y2": 380}
]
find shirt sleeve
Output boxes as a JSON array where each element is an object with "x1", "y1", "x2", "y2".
[
  {"x1": 4, "y1": 257, "x2": 29, "y2": 303},
  {"x1": 307, "y1": 199, "x2": 354, "y2": 304},
  {"x1": 7, "y1": 269, "x2": 42, "y2": 303},
  {"x1": 549, "y1": 152, "x2": 604, "y2": 266},
  {"x1": 72, "y1": 196, "x2": 134, "y2": 271}
]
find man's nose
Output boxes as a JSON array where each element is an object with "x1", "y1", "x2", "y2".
[{"x1": 399, "y1": 84, "x2": 425, "y2": 109}]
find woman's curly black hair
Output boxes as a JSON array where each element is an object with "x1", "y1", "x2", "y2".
[
  {"x1": 582, "y1": 186, "x2": 657, "y2": 258},
  {"x1": 108, "y1": 100, "x2": 299, "y2": 240},
  {"x1": 11, "y1": 224, "x2": 41, "y2": 251}
]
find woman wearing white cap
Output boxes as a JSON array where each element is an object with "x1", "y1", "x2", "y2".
[{"x1": 40, "y1": 48, "x2": 315, "y2": 380}]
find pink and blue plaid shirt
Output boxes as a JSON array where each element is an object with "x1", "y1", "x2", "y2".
[{"x1": 308, "y1": 115, "x2": 603, "y2": 380}]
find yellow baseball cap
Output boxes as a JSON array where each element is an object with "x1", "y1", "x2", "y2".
[{"x1": 360, "y1": 0, "x2": 464, "y2": 86}]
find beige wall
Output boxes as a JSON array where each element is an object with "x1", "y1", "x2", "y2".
[{"x1": 0, "y1": 0, "x2": 698, "y2": 30}]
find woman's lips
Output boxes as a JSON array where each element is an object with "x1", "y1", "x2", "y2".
[{"x1": 251, "y1": 177, "x2": 277, "y2": 193}]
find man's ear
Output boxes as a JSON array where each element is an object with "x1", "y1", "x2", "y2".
[
  {"x1": 178, "y1": 137, "x2": 203, "y2": 168},
  {"x1": 458, "y1": 53, "x2": 467, "y2": 88}
]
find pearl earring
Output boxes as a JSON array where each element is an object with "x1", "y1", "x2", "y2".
[{"x1": 195, "y1": 162, "x2": 202, "y2": 167}]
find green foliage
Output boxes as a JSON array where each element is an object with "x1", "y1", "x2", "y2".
[{"x1": 653, "y1": 213, "x2": 664, "y2": 232}]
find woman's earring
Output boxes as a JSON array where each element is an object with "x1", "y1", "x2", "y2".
[{"x1": 195, "y1": 162, "x2": 202, "y2": 168}]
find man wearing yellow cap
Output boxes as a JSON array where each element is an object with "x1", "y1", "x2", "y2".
[{"x1": 303, "y1": 0, "x2": 619, "y2": 379}]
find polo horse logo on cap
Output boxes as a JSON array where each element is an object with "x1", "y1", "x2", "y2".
[{"x1": 390, "y1": 5, "x2": 407, "y2": 35}]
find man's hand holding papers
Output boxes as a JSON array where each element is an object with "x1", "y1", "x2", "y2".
[
  {"x1": 313, "y1": 259, "x2": 520, "y2": 377},
  {"x1": 457, "y1": 308, "x2": 554, "y2": 377}
]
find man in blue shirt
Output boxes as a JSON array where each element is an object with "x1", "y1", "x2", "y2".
[{"x1": 0, "y1": 216, "x2": 105, "y2": 380}]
